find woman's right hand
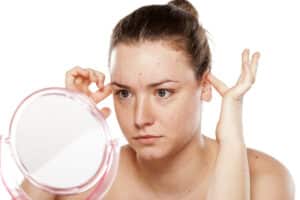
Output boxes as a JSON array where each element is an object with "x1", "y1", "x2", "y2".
[{"x1": 65, "y1": 66, "x2": 113, "y2": 119}]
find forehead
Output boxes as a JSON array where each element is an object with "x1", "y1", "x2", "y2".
[{"x1": 110, "y1": 41, "x2": 194, "y2": 84}]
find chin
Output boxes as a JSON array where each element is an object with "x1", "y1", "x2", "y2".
[{"x1": 133, "y1": 144, "x2": 172, "y2": 161}]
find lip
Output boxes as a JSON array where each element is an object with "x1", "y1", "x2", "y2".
[
  {"x1": 133, "y1": 135, "x2": 162, "y2": 139},
  {"x1": 133, "y1": 135, "x2": 163, "y2": 145}
]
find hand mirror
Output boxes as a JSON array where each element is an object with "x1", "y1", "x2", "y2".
[{"x1": 0, "y1": 87, "x2": 120, "y2": 200}]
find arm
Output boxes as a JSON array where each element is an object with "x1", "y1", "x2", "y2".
[{"x1": 206, "y1": 48, "x2": 259, "y2": 200}]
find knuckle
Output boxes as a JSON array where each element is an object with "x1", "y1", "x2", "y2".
[
  {"x1": 66, "y1": 66, "x2": 81, "y2": 76},
  {"x1": 96, "y1": 71, "x2": 105, "y2": 80},
  {"x1": 73, "y1": 66, "x2": 81, "y2": 70},
  {"x1": 86, "y1": 67, "x2": 94, "y2": 73},
  {"x1": 70, "y1": 66, "x2": 80, "y2": 72},
  {"x1": 86, "y1": 68, "x2": 95, "y2": 76}
]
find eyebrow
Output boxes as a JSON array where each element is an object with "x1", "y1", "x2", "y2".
[{"x1": 110, "y1": 79, "x2": 179, "y2": 89}]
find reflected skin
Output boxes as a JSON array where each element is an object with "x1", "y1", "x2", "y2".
[{"x1": 20, "y1": 41, "x2": 295, "y2": 199}]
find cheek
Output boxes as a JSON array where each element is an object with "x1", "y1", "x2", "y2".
[
  {"x1": 161, "y1": 95, "x2": 201, "y2": 134},
  {"x1": 113, "y1": 101, "x2": 132, "y2": 133}
]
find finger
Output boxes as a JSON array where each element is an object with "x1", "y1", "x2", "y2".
[
  {"x1": 74, "y1": 68, "x2": 97, "y2": 96},
  {"x1": 99, "y1": 107, "x2": 111, "y2": 119},
  {"x1": 70, "y1": 66, "x2": 89, "y2": 78},
  {"x1": 240, "y1": 51, "x2": 259, "y2": 85},
  {"x1": 242, "y1": 48, "x2": 250, "y2": 68},
  {"x1": 91, "y1": 84, "x2": 113, "y2": 103},
  {"x1": 206, "y1": 73, "x2": 228, "y2": 96},
  {"x1": 75, "y1": 76, "x2": 84, "y2": 85},
  {"x1": 233, "y1": 49, "x2": 258, "y2": 96},
  {"x1": 241, "y1": 48, "x2": 250, "y2": 81},
  {"x1": 86, "y1": 68, "x2": 98, "y2": 83},
  {"x1": 65, "y1": 71, "x2": 77, "y2": 90},
  {"x1": 94, "y1": 70, "x2": 106, "y2": 89},
  {"x1": 236, "y1": 49, "x2": 250, "y2": 85},
  {"x1": 65, "y1": 66, "x2": 89, "y2": 90},
  {"x1": 250, "y1": 52, "x2": 260, "y2": 80}
]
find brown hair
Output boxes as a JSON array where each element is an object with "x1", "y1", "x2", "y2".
[{"x1": 108, "y1": 0, "x2": 212, "y2": 81}]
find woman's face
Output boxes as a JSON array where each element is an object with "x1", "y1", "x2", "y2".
[{"x1": 110, "y1": 41, "x2": 211, "y2": 160}]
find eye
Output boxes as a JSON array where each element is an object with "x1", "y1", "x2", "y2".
[
  {"x1": 115, "y1": 89, "x2": 131, "y2": 99},
  {"x1": 156, "y1": 89, "x2": 173, "y2": 98}
]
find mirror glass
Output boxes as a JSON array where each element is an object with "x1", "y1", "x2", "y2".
[{"x1": 10, "y1": 90, "x2": 108, "y2": 189}]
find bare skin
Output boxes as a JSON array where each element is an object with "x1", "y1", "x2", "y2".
[
  {"x1": 54, "y1": 142, "x2": 294, "y2": 200},
  {"x1": 100, "y1": 141, "x2": 294, "y2": 200},
  {"x1": 21, "y1": 42, "x2": 294, "y2": 200}
]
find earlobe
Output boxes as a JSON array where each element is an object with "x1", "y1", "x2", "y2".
[
  {"x1": 201, "y1": 85, "x2": 212, "y2": 102},
  {"x1": 199, "y1": 71, "x2": 212, "y2": 102}
]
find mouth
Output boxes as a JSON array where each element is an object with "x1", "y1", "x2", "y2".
[
  {"x1": 133, "y1": 135, "x2": 162, "y2": 139},
  {"x1": 133, "y1": 135, "x2": 163, "y2": 144}
]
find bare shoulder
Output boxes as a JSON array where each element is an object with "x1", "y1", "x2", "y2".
[
  {"x1": 247, "y1": 148, "x2": 295, "y2": 200},
  {"x1": 102, "y1": 144, "x2": 139, "y2": 200}
]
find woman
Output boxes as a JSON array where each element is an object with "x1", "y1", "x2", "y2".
[{"x1": 22, "y1": 0, "x2": 294, "y2": 199}]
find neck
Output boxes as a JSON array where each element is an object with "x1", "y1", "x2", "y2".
[{"x1": 134, "y1": 133, "x2": 214, "y2": 197}]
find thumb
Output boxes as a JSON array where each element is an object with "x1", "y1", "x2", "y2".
[{"x1": 207, "y1": 73, "x2": 228, "y2": 96}]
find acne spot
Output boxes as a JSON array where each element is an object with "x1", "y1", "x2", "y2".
[{"x1": 175, "y1": 57, "x2": 181, "y2": 64}]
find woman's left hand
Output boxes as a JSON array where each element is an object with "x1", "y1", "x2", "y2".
[{"x1": 206, "y1": 48, "x2": 260, "y2": 143}]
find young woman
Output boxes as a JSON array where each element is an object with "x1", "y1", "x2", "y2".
[{"x1": 22, "y1": 0, "x2": 294, "y2": 199}]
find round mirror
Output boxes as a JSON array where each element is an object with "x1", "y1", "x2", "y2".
[{"x1": 0, "y1": 87, "x2": 119, "y2": 198}]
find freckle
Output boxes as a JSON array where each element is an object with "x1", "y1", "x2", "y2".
[{"x1": 255, "y1": 155, "x2": 259, "y2": 159}]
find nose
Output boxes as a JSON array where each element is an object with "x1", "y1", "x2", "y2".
[{"x1": 134, "y1": 95, "x2": 154, "y2": 129}]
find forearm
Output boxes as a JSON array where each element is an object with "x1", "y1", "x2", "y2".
[
  {"x1": 207, "y1": 99, "x2": 250, "y2": 200},
  {"x1": 207, "y1": 141, "x2": 250, "y2": 200}
]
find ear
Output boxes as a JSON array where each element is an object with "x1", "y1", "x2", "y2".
[{"x1": 199, "y1": 71, "x2": 212, "y2": 102}]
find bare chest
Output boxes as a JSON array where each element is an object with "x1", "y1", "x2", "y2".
[{"x1": 103, "y1": 173, "x2": 209, "y2": 200}]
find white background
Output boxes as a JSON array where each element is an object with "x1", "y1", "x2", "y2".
[{"x1": 0, "y1": 0, "x2": 299, "y2": 199}]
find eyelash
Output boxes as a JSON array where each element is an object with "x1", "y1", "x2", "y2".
[{"x1": 114, "y1": 89, "x2": 174, "y2": 100}]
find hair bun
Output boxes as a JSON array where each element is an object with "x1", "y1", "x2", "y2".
[{"x1": 168, "y1": 0, "x2": 198, "y2": 18}]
